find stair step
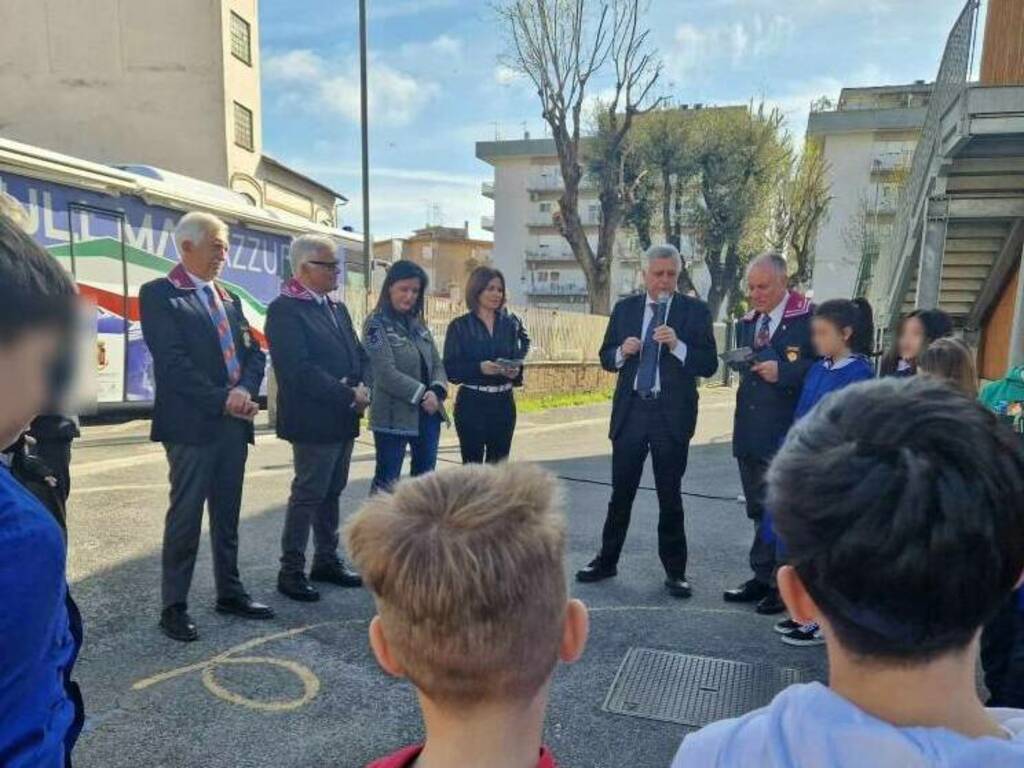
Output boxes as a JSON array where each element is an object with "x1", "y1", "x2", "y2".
[
  {"x1": 942, "y1": 265, "x2": 991, "y2": 279},
  {"x1": 942, "y1": 251, "x2": 998, "y2": 267},
  {"x1": 944, "y1": 237, "x2": 1006, "y2": 253},
  {"x1": 940, "y1": 278, "x2": 985, "y2": 291},
  {"x1": 938, "y1": 290, "x2": 979, "y2": 304}
]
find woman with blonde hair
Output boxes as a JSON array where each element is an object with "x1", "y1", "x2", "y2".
[{"x1": 917, "y1": 337, "x2": 978, "y2": 397}]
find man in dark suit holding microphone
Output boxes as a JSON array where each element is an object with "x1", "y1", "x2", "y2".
[{"x1": 576, "y1": 244, "x2": 718, "y2": 596}]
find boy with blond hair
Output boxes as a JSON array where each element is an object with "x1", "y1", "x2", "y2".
[{"x1": 345, "y1": 462, "x2": 588, "y2": 768}]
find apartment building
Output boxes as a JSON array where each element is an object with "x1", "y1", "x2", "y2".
[
  {"x1": 476, "y1": 136, "x2": 643, "y2": 312},
  {"x1": 0, "y1": 0, "x2": 343, "y2": 227},
  {"x1": 375, "y1": 223, "x2": 492, "y2": 299},
  {"x1": 805, "y1": 82, "x2": 933, "y2": 300}
]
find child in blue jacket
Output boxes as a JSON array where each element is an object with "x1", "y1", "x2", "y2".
[{"x1": 772, "y1": 298, "x2": 875, "y2": 647}]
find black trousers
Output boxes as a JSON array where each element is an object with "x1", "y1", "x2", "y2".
[
  {"x1": 161, "y1": 417, "x2": 249, "y2": 608},
  {"x1": 598, "y1": 398, "x2": 689, "y2": 578},
  {"x1": 32, "y1": 439, "x2": 72, "y2": 504},
  {"x1": 982, "y1": 595, "x2": 1024, "y2": 707},
  {"x1": 454, "y1": 387, "x2": 516, "y2": 464},
  {"x1": 737, "y1": 455, "x2": 776, "y2": 587}
]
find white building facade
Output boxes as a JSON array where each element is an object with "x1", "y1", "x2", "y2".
[
  {"x1": 807, "y1": 83, "x2": 932, "y2": 301},
  {"x1": 476, "y1": 138, "x2": 642, "y2": 312}
]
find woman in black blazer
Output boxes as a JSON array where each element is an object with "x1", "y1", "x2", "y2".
[{"x1": 443, "y1": 267, "x2": 529, "y2": 464}]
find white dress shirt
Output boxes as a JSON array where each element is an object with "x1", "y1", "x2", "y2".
[
  {"x1": 759, "y1": 292, "x2": 790, "y2": 341},
  {"x1": 615, "y1": 294, "x2": 689, "y2": 393}
]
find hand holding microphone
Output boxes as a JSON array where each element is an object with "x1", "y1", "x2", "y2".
[{"x1": 652, "y1": 293, "x2": 678, "y2": 350}]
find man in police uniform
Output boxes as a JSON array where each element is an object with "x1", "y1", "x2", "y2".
[{"x1": 724, "y1": 252, "x2": 814, "y2": 615}]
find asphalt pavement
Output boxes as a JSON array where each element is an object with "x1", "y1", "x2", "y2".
[{"x1": 67, "y1": 386, "x2": 828, "y2": 768}]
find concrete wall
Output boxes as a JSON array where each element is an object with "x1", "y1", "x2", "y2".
[
  {"x1": 490, "y1": 156, "x2": 534, "y2": 305},
  {"x1": 223, "y1": 0, "x2": 262, "y2": 181},
  {"x1": 0, "y1": 0, "x2": 230, "y2": 184},
  {"x1": 813, "y1": 132, "x2": 876, "y2": 300}
]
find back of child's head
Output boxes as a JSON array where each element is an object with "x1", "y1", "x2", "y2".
[
  {"x1": 918, "y1": 337, "x2": 978, "y2": 397},
  {"x1": 768, "y1": 376, "x2": 1024, "y2": 662},
  {"x1": 813, "y1": 298, "x2": 874, "y2": 356},
  {"x1": 344, "y1": 462, "x2": 566, "y2": 706}
]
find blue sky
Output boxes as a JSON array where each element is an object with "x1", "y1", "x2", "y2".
[{"x1": 259, "y1": 0, "x2": 978, "y2": 240}]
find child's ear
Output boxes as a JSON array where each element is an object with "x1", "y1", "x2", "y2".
[
  {"x1": 778, "y1": 566, "x2": 819, "y2": 625},
  {"x1": 369, "y1": 615, "x2": 406, "y2": 679},
  {"x1": 559, "y1": 599, "x2": 589, "y2": 664}
]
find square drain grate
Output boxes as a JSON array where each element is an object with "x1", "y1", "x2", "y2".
[{"x1": 602, "y1": 647, "x2": 802, "y2": 727}]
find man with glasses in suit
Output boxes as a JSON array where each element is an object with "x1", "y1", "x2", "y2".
[{"x1": 267, "y1": 235, "x2": 371, "y2": 603}]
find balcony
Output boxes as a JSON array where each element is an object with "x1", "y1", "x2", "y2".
[
  {"x1": 481, "y1": 215, "x2": 494, "y2": 232},
  {"x1": 526, "y1": 282, "x2": 588, "y2": 296},
  {"x1": 872, "y1": 150, "x2": 914, "y2": 175},
  {"x1": 481, "y1": 181, "x2": 494, "y2": 199},
  {"x1": 527, "y1": 210, "x2": 557, "y2": 227},
  {"x1": 527, "y1": 172, "x2": 597, "y2": 192},
  {"x1": 526, "y1": 248, "x2": 577, "y2": 263}
]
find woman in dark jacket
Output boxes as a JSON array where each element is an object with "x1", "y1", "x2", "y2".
[
  {"x1": 443, "y1": 267, "x2": 530, "y2": 464},
  {"x1": 879, "y1": 308, "x2": 953, "y2": 377},
  {"x1": 364, "y1": 260, "x2": 448, "y2": 493}
]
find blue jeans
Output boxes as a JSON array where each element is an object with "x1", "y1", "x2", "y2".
[{"x1": 371, "y1": 412, "x2": 442, "y2": 493}]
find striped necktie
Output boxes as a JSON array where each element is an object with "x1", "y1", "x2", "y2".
[
  {"x1": 755, "y1": 314, "x2": 772, "y2": 350},
  {"x1": 202, "y1": 285, "x2": 242, "y2": 386}
]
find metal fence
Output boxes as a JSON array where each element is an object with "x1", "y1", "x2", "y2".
[
  {"x1": 867, "y1": 0, "x2": 980, "y2": 321},
  {"x1": 342, "y1": 287, "x2": 608, "y2": 362}
]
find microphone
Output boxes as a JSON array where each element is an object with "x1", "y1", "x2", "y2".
[{"x1": 655, "y1": 292, "x2": 670, "y2": 329}]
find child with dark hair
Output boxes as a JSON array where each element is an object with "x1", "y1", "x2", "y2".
[
  {"x1": 0, "y1": 214, "x2": 84, "y2": 765},
  {"x1": 880, "y1": 308, "x2": 953, "y2": 377},
  {"x1": 672, "y1": 377, "x2": 1024, "y2": 767},
  {"x1": 771, "y1": 298, "x2": 875, "y2": 647}
]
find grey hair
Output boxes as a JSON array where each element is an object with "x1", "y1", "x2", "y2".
[
  {"x1": 0, "y1": 191, "x2": 29, "y2": 231},
  {"x1": 644, "y1": 243, "x2": 683, "y2": 271},
  {"x1": 174, "y1": 211, "x2": 228, "y2": 254},
  {"x1": 290, "y1": 234, "x2": 338, "y2": 274},
  {"x1": 745, "y1": 251, "x2": 788, "y2": 281}
]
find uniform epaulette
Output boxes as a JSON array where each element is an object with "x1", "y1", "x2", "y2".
[{"x1": 783, "y1": 292, "x2": 813, "y2": 319}]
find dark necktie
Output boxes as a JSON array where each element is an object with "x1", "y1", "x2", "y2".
[
  {"x1": 636, "y1": 302, "x2": 660, "y2": 395},
  {"x1": 755, "y1": 314, "x2": 772, "y2": 350},
  {"x1": 322, "y1": 299, "x2": 340, "y2": 331}
]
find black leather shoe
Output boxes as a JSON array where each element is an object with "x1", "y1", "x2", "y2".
[
  {"x1": 723, "y1": 579, "x2": 770, "y2": 603},
  {"x1": 664, "y1": 577, "x2": 692, "y2": 598},
  {"x1": 215, "y1": 596, "x2": 275, "y2": 620},
  {"x1": 755, "y1": 590, "x2": 786, "y2": 615},
  {"x1": 575, "y1": 559, "x2": 617, "y2": 583},
  {"x1": 160, "y1": 604, "x2": 198, "y2": 642},
  {"x1": 310, "y1": 561, "x2": 363, "y2": 588},
  {"x1": 277, "y1": 572, "x2": 320, "y2": 602}
]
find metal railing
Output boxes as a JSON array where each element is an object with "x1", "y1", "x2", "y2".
[
  {"x1": 343, "y1": 287, "x2": 607, "y2": 362},
  {"x1": 866, "y1": 0, "x2": 979, "y2": 322}
]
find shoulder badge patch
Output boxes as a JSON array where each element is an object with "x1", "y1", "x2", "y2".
[
  {"x1": 366, "y1": 323, "x2": 385, "y2": 350},
  {"x1": 786, "y1": 346, "x2": 800, "y2": 363}
]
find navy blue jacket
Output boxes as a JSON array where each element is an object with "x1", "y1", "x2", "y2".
[
  {"x1": 140, "y1": 266, "x2": 266, "y2": 445},
  {"x1": 265, "y1": 285, "x2": 369, "y2": 443},
  {"x1": 732, "y1": 293, "x2": 815, "y2": 460},
  {"x1": 600, "y1": 292, "x2": 719, "y2": 443}
]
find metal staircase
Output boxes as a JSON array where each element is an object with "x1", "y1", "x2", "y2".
[{"x1": 862, "y1": 0, "x2": 1024, "y2": 337}]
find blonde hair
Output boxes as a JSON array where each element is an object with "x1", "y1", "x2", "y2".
[
  {"x1": 0, "y1": 191, "x2": 29, "y2": 231},
  {"x1": 344, "y1": 462, "x2": 567, "y2": 706},
  {"x1": 918, "y1": 337, "x2": 978, "y2": 397}
]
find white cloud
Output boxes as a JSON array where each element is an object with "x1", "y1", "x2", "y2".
[
  {"x1": 264, "y1": 49, "x2": 439, "y2": 128},
  {"x1": 263, "y1": 49, "x2": 324, "y2": 81},
  {"x1": 399, "y1": 34, "x2": 464, "y2": 60},
  {"x1": 669, "y1": 13, "x2": 796, "y2": 78},
  {"x1": 494, "y1": 64, "x2": 524, "y2": 86}
]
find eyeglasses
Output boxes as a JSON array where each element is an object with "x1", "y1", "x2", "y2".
[{"x1": 308, "y1": 260, "x2": 341, "y2": 272}]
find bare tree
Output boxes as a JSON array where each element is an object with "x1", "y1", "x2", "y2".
[
  {"x1": 498, "y1": 0, "x2": 663, "y2": 314},
  {"x1": 767, "y1": 142, "x2": 833, "y2": 290}
]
